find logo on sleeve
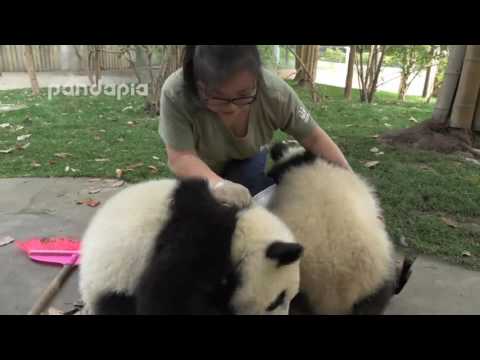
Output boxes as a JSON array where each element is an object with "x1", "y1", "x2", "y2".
[{"x1": 296, "y1": 106, "x2": 312, "y2": 123}]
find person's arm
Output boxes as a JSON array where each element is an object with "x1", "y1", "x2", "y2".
[
  {"x1": 299, "y1": 126, "x2": 352, "y2": 171},
  {"x1": 166, "y1": 145, "x2": 223, "y2": 186},
  {"x1": 165, "y1": 145, "x2": 252, "y2": 208},
  {"x1": 271, "y1": 74, "x2": 351, "y2": 171}
]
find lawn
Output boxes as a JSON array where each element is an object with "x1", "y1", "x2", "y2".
[{"x1": 1, "y1": 83, "x2": 479, "y2": 270}]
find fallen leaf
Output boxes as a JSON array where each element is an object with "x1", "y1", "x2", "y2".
[
  {"x1": 148, "y1": 165, "x2": 159, "y2": 173},
  {"x1": 418, "y1": 164, "x2": 434, "y2": 171},
  {"x1": 17, "y1": 134, "x2": 32, "y2": 141},
  {"x1": 110, "y1": 180, "x2": 125, "y2": 188},
  {"x1": 117, "y1": 138, "x2": 125, "y2": 142},
  {"x1": 409, "y1": 116, "x2": 418, "y2": 123},
  {"x1": 16, "y1": 142, "x2": 30, "y2": 150},
  {"x1": 116, "y1": 168, "x2": 123, "y2": 178},
  {"x1": 152, "y1": 156, "x2": 160, "y2": 160},
  {"x1": 364, "y1": 161, "x2": 380, "y2": 168},
  {"x1": 71, "y1": 168, "x2": 79, "y2": 173},
  {"x1": 55, "y1": 153, "x2": 72, "y2": 159},
  {"x1": 0, "y1": 148, "x2": 15, "y2": 154},
  {"x1": 88, "y1": 188, "x2": 101, "y2": 194},
  {"x1": 375, "y1": 152, "x2": 385, "y2": 156},
  {"x1": 384, "y1": 123, "x2": 392, "y2": 128},
  {"x1": 94, "y1": 135, "x2": 101, "y2": 140},
  {"x1": 462, "y1": 251, "x2": 471, "y2": 257},
  {"x1": 31, "y1": 160, "x2": 41, "y2": 167},
  {"x1": 76, "y1": 199, "x2": 101, "y2": 207},
  {"x1": 95, "y1": 158, "x2": 110, "y2": 162},
  {"x1": 122, "y1": 106, "x2": 133, "y2": 112},
  {"x1": 15, "y1": 126, "x2": 24, "y2": 131},
  {"x1": 65, "y1": 166, "x2": 70, "y2": 172},
  {"x1": 371, "y1": 134, "x2": 380, "y2": 139},
  {"x1": 0, "y1": 236, "x2": 15, "y2": 247},
  {"x1": 86, "y1": 199, "x2": 100, "y2": 207},
  {"x1": 441, "y1": 216, "x2": 458, "y2": 228},
  {"x1": 0, "y1": 123, "x2": 11, "y2": 128},
  {"x1": 99, "y1": 129, "x2": 106, "y2": 133},
  {"x1": 381, "y1": 116, "x2": 389, "y2": 121},
  {"x1": 370, "y1": 147, "x2": 379, "y2": 153},
  {"x1": 345, "y1": 124, "x2": 354, "y2": 128},
  {"x1": 126, "y1": 162, "x2": 144, "y2": 171},
  {"x1": 48, "y1": 160, "x2": 57, "y2": 165}
]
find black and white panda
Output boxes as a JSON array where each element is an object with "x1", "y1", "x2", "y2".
[
  {"x1": 79, "y1": 177, "x2": 304, "y2": 315},
  {"x1": 266, "y1": 142, "x2": 414, "y2": 315}
]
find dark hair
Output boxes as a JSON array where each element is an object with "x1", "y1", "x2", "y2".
[{"x1": 182, "y1": 45, "x2": 263, "y2": 99}]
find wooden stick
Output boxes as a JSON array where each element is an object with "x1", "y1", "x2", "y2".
[{"x1": 28, "y1": 264, "x2": 77, "y2": 315}]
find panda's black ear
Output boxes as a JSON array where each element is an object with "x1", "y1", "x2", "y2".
[
  {"x1": 270, "y1": 142, "x2": 290, "y2": 162},
  {"x1": 266, "y1": 241, "x2": 304, "y2": 267}
]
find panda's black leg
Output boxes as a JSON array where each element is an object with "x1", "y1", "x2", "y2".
[
  {"x1": 352, "y1": 281, "x2": 396, "y2": 315},
  {"x1": 289, "y1": 291, "x2": 315, "y2": 315},
  {"x1": 94, "y1": 292, "x2": 136, "y2": 315}
]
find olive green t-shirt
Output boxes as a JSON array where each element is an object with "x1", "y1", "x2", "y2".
[{"x1": 159, "y1": 67, "x2": 318, "y2": 174}]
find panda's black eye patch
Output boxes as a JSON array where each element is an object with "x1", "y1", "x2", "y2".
[{"x1": 266, "y1": 290, "x2": 286, "y2": 312}]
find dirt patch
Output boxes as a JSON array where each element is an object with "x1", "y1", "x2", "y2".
[{"x1": 379, "y1": 118, "x2": 480, "y2": 157}]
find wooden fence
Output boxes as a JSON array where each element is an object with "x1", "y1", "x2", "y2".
[
  {"x1": 0, "y1": 45, "x2": 130, "y2": 72},
  {"x1": 0, "y1": 45, "x2": 60, "y2": 72}
]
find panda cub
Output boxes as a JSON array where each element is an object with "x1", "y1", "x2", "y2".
[
  {"x1": 79, "y1": 178, "x2": 303, "y2": 315},
  {"x1": 267, "y1": 142, "x2": 414, "y2": 315}
]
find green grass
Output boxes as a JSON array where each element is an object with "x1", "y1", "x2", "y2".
[
  {"x1": 0, "y1": 88, "x2": 170, "y2": 181},
  {"x1": 1, "y1": 84, "x2": 479, "y2": 270}
]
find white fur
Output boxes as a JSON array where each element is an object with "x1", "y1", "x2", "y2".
[
  {"x1": 79, "y1": 179, "x2": 301, "y2": 315},
  {"x1": 230, "y1": 206, "x2": 301, "y2": 315},
  {"x1": 269, "y1": 152, "x2": 395, "y2": 314},
  {"x1": 79, "y1": 179, "x2": 178, "y2": 308}
]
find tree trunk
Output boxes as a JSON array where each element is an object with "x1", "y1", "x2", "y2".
[
  {"x1": 474, "y1": 91, "x2": 480, "y2": 131},
  {"x1": 355, "y1": 45, "x2": 386, "y2": 103},
  {"x1": 449, "y1": 45, "x2": 480, "y2": 129},
  {"x1": 145, "y1": 45, "x2": 183, "y2": 115},
  {"x1": 294, "y1": 45, "x2": 319, "y2": 86},
  {"x1": 432, "y1": 45, "x2": 467, "y2": 123},
  {"x1": 23, "y1": 45, "x2": 40, "y2": 95},
  {"x1": 294, "y1": 45, "x2": 304, "y2": 80},
  {"x1": 398, "y1": 75, "x2": 408, "y2": 101},
  {"x1": 367, "y1": 45, "x2": 386, "y2": 103},
  {"x1": 135, "y1": 45, "x2": 149, "y2": 83},
  {"x1": 344, "y1": 45, "x2": 356, "y2": 100},
  {"x1": 422, "y1": 67, "x2": 432, "y2": 98}
]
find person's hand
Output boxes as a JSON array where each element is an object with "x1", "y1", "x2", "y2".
[{"x1": 211, "y1": 180, "x2": 252, "y2": 208}]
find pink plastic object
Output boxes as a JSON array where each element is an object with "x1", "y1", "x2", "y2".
[
  {"x1": 27, "y1": 250, "x2": 80, "y2": 266},
  {"x1": 16, "y1": 236, "x2": 81, "y2": 266}
]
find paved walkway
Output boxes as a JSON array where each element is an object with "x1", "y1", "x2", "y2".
[{"x1": 0, "y1": 177, "x2": 479, "y2": 315}]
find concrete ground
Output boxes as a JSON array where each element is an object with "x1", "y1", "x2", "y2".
[{"x1": 0, "y1": 177, "x2": 479, "y2": 315}]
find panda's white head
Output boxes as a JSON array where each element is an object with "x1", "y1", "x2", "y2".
[{"x1": 229, "y1": 206, "x2": 303, "y2": 315}]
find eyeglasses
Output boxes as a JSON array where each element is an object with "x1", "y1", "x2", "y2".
[{"x1": 203, "y1": 91, "x2": 258, "y2": 108}]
